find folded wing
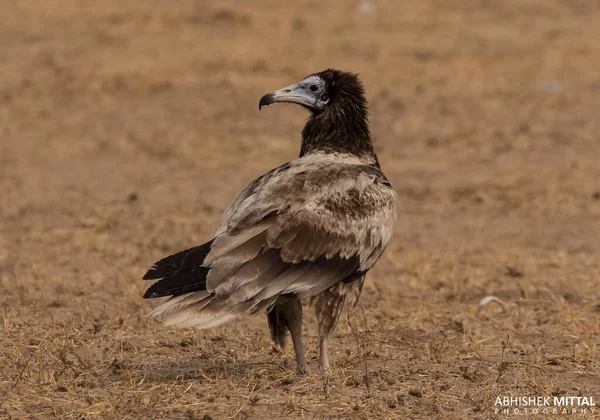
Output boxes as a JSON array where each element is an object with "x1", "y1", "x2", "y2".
[{"x1": 143, "y1": 153, "x2": 397, "y2": 328}]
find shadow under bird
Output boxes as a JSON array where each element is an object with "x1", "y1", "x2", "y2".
[{"x1": 142, "y1": 69, "x2": 398, "y2": 374}]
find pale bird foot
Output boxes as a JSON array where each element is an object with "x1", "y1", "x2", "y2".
[{"x1": 319, "y1": 364, "x2": 331, "y2": 375}]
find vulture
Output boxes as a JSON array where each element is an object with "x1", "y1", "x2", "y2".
[{"x1": 143, "y1": 69, "x2": 398, "y2": 374}]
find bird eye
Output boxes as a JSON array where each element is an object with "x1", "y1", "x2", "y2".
[{"x1": 309, "y1": 85, "x2": 319, "y2": 92}]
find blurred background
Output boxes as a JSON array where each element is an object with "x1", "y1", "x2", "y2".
[{"x1": 1, "y1": 0, "x2": 599, "y2": 418}]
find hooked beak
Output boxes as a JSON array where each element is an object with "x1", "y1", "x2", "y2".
[{"x1": 259, "y1": 83, "x2": 315, "y2": 110}]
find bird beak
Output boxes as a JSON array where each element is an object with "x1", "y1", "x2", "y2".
[{"x1": 259, "y1": 83, "x2": 314, "y2": 110}]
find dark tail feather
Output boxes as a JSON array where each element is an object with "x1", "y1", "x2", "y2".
[
  {"x1": 143, "y1": 270, "x2": 209, "y2": 299},
  {"x1": 143, "y1": 240, "x2": 214, "y2": 280},
  {"x1": 267, "y1": 306, "x2": 288, "y2": 348},
  {"x1": 143, "y1": 239, "x2": 214, "y2": 299}
]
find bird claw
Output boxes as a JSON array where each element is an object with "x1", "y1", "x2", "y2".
[{"x1": 319, "y1": 364, "x2": 331, "y2": 376}]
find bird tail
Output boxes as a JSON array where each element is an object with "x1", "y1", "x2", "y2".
[
  {"x1": 149, "y1": 292, "x2": 238, "y2": 329},
  {"x1": 147, "y1": 290, "x2": 277, "y2": 329},
  {"x1": 142, "y1": 240, "x2": 214, "y2": 299},
  {"x1": 143, "y1": 240, "x2": 279, "y2": 328},
  {"x1": 143, "y1": 239, "x2": 236, "y2": 328}
]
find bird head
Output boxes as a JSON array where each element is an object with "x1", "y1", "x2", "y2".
[
  {"x1": 259, "y1": 69, "x2": 374, "y2": 161},
  {"x1": 259, "y1": 69, "x2": 366, "y2": 115}
]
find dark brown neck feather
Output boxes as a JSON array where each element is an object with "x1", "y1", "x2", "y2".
[{"x1": 300, "y1": 97, "x2": 378, "y2": 164}]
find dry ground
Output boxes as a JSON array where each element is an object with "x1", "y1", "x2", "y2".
[{"x1": 1, "y1": 0, "x2": 600, "y2": 418}]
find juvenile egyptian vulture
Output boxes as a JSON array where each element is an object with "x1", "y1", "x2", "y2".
[{"x1": 143, "y1": 69, "x2": 398, "y2": 374}]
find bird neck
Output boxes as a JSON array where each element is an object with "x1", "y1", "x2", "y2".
[{"x1": 300, "y1": 107, "x2": 378, "y2": 164}]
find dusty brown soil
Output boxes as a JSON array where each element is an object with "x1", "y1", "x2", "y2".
[{"x1": 1, "y1": 0, "x2": 600, "y2": 418}]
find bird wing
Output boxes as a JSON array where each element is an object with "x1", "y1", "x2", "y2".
[
  {"x1": 207, "y1": 152, "x2": 397, "y2": 297},
  {"x1": 146, "y1": 152, "x2": 397, "y2": 328}
]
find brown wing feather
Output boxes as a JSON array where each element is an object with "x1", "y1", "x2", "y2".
[{"x1": 148, "y1": 153, "x2": 397, "y2": 328}]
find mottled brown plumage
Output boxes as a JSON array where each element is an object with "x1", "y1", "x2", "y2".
[{"x1": 143, "y1": 69, "x2": 398, "y2": 374}]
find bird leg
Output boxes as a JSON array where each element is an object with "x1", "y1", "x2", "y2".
[
  {"x1": 319, "y1": 335, "x2": 330, "y2": 373},
  {"x1": 286, "y1": 299, "x2": 307, "y2": 375},
  {"x1": 313, "y1": 276, "x2": 365, "y2": 374},
  {"x1": 313, "y1": 287, "x2": 345, "y2": 374},
  {"x1": 269, "y1": 297, "x2": 306, "y2": 375}
]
